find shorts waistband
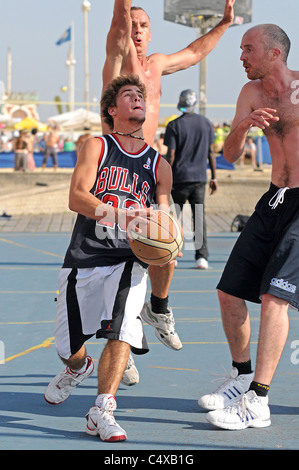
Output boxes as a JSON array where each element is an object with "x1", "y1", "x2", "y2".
[{"x1": 269, "y1": 183, "x2": 299, "y2": 198}]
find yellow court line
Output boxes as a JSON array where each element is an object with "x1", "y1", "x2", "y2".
[
  {"x1": 169, "y1": 290, "x2": 216, "y2": 293},
  {"x1": 0, "y1": 267, "x2": 60, "y2": 271},
  {"x1": 4, "y1": 337, "x2": 55, "y2": 363},
  {"x1": 0, "y1": 237, "x2": 64, "y2": 259},
  {"x1": 0, "y1": 320, "x2": 55, "y2": 325},
  {"x1": 2, "y1": 337, "x2": 257, "y2": 365},
  {"x1": 148, "y1": 366, "x2": 199, "y2": 372},
  {"x1": 0, "y1": 291, "x2": 58, "y2": 294}
]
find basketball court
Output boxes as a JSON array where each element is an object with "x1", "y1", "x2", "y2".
[{"x1": 1, "y1": 229, "x2": 299, "y2": 451}]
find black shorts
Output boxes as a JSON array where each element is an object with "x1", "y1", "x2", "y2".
[{"x1": 217, "y1": 183, "x2": 299, "y2": 310}]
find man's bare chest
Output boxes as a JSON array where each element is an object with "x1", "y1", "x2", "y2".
[{"x1": 259, "y1": 90, "x2": 299, "y2": 138}]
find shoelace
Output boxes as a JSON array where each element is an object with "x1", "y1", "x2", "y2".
[
  {"x1": 210, "y1": 366, "x2": 232, "y2": 386},
  {"x1": 100, "y1": 397, "x2": 117, "y2": 424},
  {"x1": 55, "y1": 371, "x2": 80, "y2": 389},
  {"x1": 268, "y1": 187, "x2": 289, "y2": 209},
  {"x1": 126, "y1": 354, "x2": 134, "y2": 370},
  {"x1": 225, "y1": 394, "x2": 258, "y2": 421}
]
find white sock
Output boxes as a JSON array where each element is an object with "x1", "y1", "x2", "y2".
[{"x1": 95, "y1": 393, "x2": 114, "y2": 408}]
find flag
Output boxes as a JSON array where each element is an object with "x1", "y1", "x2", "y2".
[{"x1": 56, "y1": 27, "x2": 71, "y2": 46}]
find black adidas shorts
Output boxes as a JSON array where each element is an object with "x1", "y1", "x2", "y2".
[{"x1": 217, "y1": 183, "x2": 299, "y2": 310}]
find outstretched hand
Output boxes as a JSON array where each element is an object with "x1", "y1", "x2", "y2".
[{"x1": 222, "y1": 0, "x2": 235, "y2": 25}]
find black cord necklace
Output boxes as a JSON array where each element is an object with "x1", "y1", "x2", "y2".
[{"x1": 113, "y1": 127, "x2": 144, "y2": 141}]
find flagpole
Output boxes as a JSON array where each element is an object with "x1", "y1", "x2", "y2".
[
  {"x1": 82, "y1": 0, "x2": 91, "y2": 125},
  {"x1": 66, "y1": 21, "x2": 76, "y2": 112}
]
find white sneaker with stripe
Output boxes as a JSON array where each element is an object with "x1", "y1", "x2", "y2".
[
  {"x1": 198, "y1": 367, "x2": 254, "y2": 410},
  {"x1": 206, "y1": 390, "x2": 271, "y2": 430}
]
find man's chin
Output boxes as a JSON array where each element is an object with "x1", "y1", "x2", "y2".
[{"x1": 129, "y1": 117, "x2": 146, "y2": 125}]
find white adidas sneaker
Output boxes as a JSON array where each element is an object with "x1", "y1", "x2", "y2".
[
  {"x1": 198, "y1": 367, "x2": 254, "y2": 410},
  {"x1": 206, "y1": 390, "x2": 271, "y2": 430}
]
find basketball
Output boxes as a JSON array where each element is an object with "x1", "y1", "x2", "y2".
[{"x1": 129, "y1": 210, "x2": 183, "y2": 265}]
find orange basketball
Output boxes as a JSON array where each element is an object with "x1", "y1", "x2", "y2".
[{"x1": 129, "y1": 210, "x2": 183, "y2": 265}]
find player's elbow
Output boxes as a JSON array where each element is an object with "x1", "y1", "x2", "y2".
[{"x1": 68, "y1": 192, "x2": 80, "y2": 213}]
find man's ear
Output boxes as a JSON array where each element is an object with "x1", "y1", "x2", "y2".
[
  {"x1": 108, "y1": 106, "x2": 117, "y2": 118},
  {"x1": 272, "y1": 47, "x2": 281, "y2": 60}
]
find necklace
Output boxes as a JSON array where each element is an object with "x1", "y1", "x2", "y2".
[{"x1": 113, "y1": 127, "x2": 144, "y2": 141}]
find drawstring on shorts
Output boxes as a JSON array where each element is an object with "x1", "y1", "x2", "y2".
[{"x1": 269, "y1": 187, "x2": 290, "y2": 209}]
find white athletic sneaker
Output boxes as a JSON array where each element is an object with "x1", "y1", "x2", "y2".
[
  {"x1": 198, "y1": 367, "x2": 254, "y2": 410},
  {"x1": 85, "y1": 396, "x2": 127, "y2": 442},
  {"x1": 195, "y1": 258, "x2": 209, "y2": 269},
  {"x1": 44, "y1": 356, "x2": 94, "y2": 405},
  {"x1": 140, "y1": 301, "x2": 182, "y2": 350},
  {"x1": 206, "y1": 390, "x2": 271, "y2": 430},
  {"x1": 121, "y1": 353, "x2": 139, "y2": 386}
]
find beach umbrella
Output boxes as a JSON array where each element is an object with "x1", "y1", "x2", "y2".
[{"x1": 14, "y1": 117, "x2": 48, "y2": 132}]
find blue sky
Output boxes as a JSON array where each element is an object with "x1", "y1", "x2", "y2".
[{"x1": 1, "y1": 0, "x2": 298, "y2": 123}]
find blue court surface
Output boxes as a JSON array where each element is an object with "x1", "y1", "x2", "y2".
[{"x1": 0, "y1": 231, "x2": 299, "y2": 452}]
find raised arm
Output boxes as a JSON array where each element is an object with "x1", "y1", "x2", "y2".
[
  {"x1": 102, "y1": 0, "x2": 134, "y2": 92},
  {"x1": 161, "y1": 0, "x2": 235, "y2": 76}
]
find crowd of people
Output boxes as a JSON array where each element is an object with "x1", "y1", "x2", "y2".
[
  {"x1": 0, "y1": 118, "x2": 263, "y2": 174},
  {"x1": 0, "y1": 126, "x2": 92, "y2": 171}
]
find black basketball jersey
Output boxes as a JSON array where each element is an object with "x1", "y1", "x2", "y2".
[{"x1": 63, "y1": 134, "x2": 161, "y2": 268}]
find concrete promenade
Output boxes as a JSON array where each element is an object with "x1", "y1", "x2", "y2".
[{"x1": 0, "y1": 165, "x2": 272, "y2": 233}]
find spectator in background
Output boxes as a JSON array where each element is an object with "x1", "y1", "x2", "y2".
[
  {"x1": 0, "y1": 132, "x2": 9, "y2": 152},
  {"x1": 239, "y1": 136, "x2": 257, "y2": 168},
  {"x1": 13, "y1": 130, "x2": 28, "y2": 172},
  {"x1": 63, "y1": 137, "x2": 75, "y2": 152},
  {"x1": 164, "y1": 89, "x2": 217, "y2": 269},
  {"x1": 213, "y1": 124, "x2": 225, "y2": 154},
  {"x1": 42, "y1": 125, "x2": 60, "y2": 170},
  {"x1": 26, "y1": 128, "x2": 37, "y2": 171}
]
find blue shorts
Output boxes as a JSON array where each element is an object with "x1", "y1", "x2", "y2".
[{"x1": 217, "y1": 183, "x2": 299, "y2": 310}]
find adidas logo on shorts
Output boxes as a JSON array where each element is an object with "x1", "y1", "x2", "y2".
[{"x1": 270, "y1": 277, "x2": 296, "y2": 294}]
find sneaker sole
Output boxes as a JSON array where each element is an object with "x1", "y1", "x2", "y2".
[
  {"x1": 141, "y1": 305, "x2": 182, "y2": 350},
  {"x1": 155, "y1": 329, "x2": 182, "y2": 350},
  {"x1": 206, "y1": 414, "x2": 271, "y2": 430},
  {"x1": 44, "y1": 394, "x2": 64, "y2": 405},
  {"x1": 86, "y1": 426, "x2": 127, "y2": 441},
  {"x1": 120, "y1": 380, "x2": 139, "y2": 386}
]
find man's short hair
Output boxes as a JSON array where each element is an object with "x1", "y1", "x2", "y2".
[
  {"x1": 262, "y1": 24, "x2": 290, "y2": 63},
  {"x1": 130, "y1": 6, "x2": 150, "y2": 21},
  {"x1": 101, "y1": 74, "x2": 147, "y2": 130}
]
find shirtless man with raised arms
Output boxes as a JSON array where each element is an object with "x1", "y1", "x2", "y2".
[
  {"x1": 101, "y1": 1, "x2": 235, "y2": 375},
  {"x1": 102, "y1": 0, "x2": 235, "y2": 146},
  {"x1": 198, "y1": 24, "x2": 299, "y2": 430}
]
